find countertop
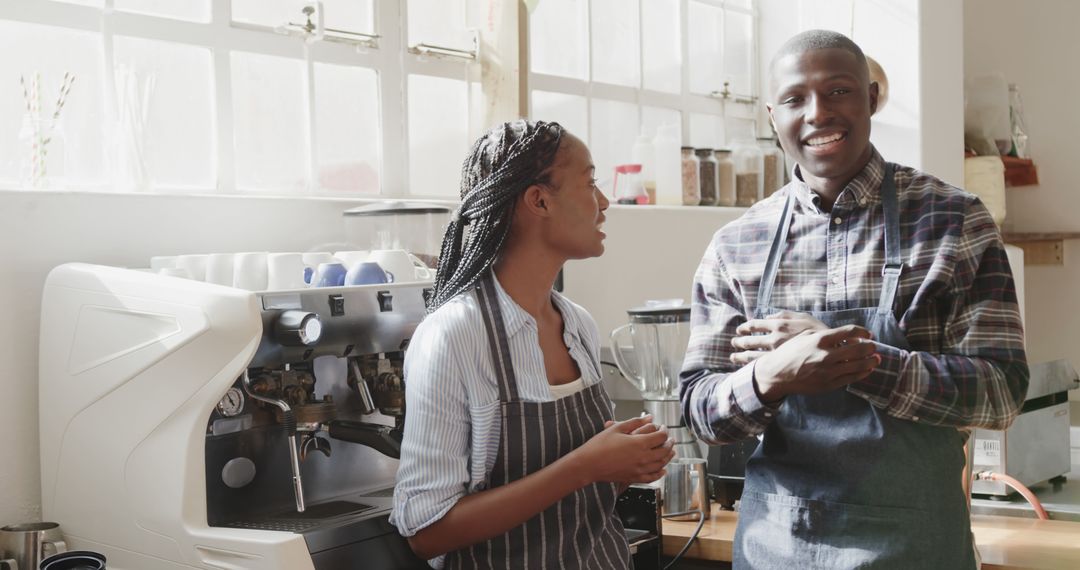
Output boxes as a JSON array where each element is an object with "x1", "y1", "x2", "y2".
[{"x1": 662, "y1": 506, "x2": 1080, "y2": 569}]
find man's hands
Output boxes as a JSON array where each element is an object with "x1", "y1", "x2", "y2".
[
  {"x1": 730, "y1": 311, "x2": 830, "y2": 365},
  {"x1": 732, "y1": 312, "x2": 881, "y2": 403}
]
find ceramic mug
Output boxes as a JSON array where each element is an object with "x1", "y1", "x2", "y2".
[
  {"x1": 312, "y1": 262, "x2": 348, "y2": 287},
  {"x1": 367, "y1": 249, "x2": 421, "y2": 283},
  {"x1": 174, "y1": 254, "x2": 208, "y2": 281},
  {"x1": 0, "y1": 522, "x2": 67, "y2": 570},
  {"x1": 267, "y1": 253, "x2": 307, "y2": 290},
  {"x1": 345, "y1": 261, "x2": 393, "y2": 286},
  {"x1": 232, "y1": 252, "x2": 269, "y2": 291},
  {"x1": 205, "y1": 253, "x2": 235, "y2": 286}
]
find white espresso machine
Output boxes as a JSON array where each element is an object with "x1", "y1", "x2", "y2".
[{"x1": 38, "y1": 261, "x2": 432, "y2": 569}]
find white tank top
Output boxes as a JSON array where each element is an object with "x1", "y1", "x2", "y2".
[{"x1": 548, "y1": 377, "x2": 586, "y2": 400}]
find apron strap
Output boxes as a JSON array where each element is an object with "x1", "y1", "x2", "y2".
[
  {"x1": 877, "y1": 163, "x2": 902, "y2": 316},
  {"x1": 755, "y1": 189, "x2": 796, "y2": 315},
  {"x1": 476, "y1": 275, "x2": 521, "y2": 402}
]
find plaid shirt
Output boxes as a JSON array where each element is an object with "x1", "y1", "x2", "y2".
[{"x1": 680, "y1": 149, "x2": 1029, "y2": 445}]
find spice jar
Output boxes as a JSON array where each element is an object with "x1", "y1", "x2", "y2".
[
  {"x1": 731, "y1": 138, "x2": 763, "y2": 207},
  {"x1": 681, "y1": 146, "x2": 701, "y2": 206},
  {"x1": 758, "y1": 138, "x2": 785, "y2": 198},
  {"x1": 714, "y1": 149, "x2": 736, "y2": 207},
  {"x1": 695, "y1": 148, "x2": 718, "y2": 206}
]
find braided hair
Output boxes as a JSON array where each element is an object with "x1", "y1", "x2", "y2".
[{"x1": 428, "y1": 119, "x2": 565, "y2": 311}]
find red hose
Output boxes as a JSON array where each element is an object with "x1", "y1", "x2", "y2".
[{"x1": 977, "y1": 472, "x2": 1050, "y2": 520}]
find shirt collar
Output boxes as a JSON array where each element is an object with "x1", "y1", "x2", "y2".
[
  {"x1": 790, "y1": 147, "x2": 885, "y2": 212},
  {"x1": 488, "y1": 269, "x2": 582, "y2": 343}
]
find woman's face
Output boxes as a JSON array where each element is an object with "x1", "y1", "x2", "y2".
[{"x1": 542, "y1": 133, "x2": 610, "y2": 260}]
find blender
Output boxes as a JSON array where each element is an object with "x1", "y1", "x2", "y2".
[{"x1": 610, "y1": 302, "x2": 708, "y2": 518}]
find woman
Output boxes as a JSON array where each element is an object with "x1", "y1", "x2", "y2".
[{"x1": 391, "y1": 120, "x2": 674, "y2": 569}]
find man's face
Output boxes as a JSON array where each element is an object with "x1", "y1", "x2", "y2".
[{"x1": 767, "y1": 48, "x2": 878, "y2": 187}]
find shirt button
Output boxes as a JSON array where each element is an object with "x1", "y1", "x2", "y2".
[
  {"x1": 833, "y1": 217, "x2": 843, "y2": 225},
  {"x1": 859, "y1": 198, "x2": 867, "y2": 206},
  {"x1": 764, "y1": 412, "x2": 774, "y2": 418},
  {"x1": 912, "y1": 416, "x2": 919, "y2": 422},
  {"x1": 831, "y1": 276, "x2": 840, "y2": 285}
]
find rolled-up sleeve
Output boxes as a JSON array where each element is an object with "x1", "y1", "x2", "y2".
[
  {"x1": 391, "y1": 318, "x2": 471, "y2": 537},
  {"x1": 680, "y1": 232, "x2": 781, "y2": 445}
]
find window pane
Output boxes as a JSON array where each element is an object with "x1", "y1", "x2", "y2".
[
  {"x1": 589, "y1": 99, "x2": 638, "y2": 187},
  {"x1": 530, "y1": 91, "x2": 587, "y2": 144},
  {"x1": 231, "y1": 52, "x2": 309, "y2": 193},
  {"x1": 688, "y1": 1, "x2": 723, "y2": 95},
  {"x1": 114, "y1": 36, "x2": 215, "y2": 190},
  {"x1": 115, "y1": 0, "x2": 211, "y2": 22},
  {"x1": 529, "y1": 0, "x2": 587, "y2": 80},
  {"x1": 323, "y1": 0, "x2": 374, "y2": 34},
  {"x1": 408, "y1": 75, "x2": 469, "y2": 197},
  {"x1": 591, "y1": 0, "x2": 640, "y2": 87},
  {"x1": 0, "y1": 21, "x2": 106, "y2": 187},
  {"x1": 642, "y1": 106, "x2": 681, "y2": 145},
  {"x1": 690, "y1": 113, "x2": 724, "y2": 149},
  {"x1": 724, "y1": 10, "x2": 755, "y2": 97},
  {"x1": 407, "y1": 0, "x2": 472, "y2": 52},
  {"x1": 727, "y1": 0, "x2": 754, "y2": 9},
  {"x1": 642, "y1": 0, "x2": 681, "y2": 93},
  {"x1": 232, "y1": 0, "x2": 303, "y2": 28},
  {"x1": 314, "y1": 64, "x2": 380, "y2": 194}
]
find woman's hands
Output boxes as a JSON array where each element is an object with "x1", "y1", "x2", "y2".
[{"x1": 572, "y1": 415, "x2": 674, "y2": 487}]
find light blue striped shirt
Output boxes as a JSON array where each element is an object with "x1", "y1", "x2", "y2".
[{"x1": 390, "y1": 273, "x2": 606, "y2": 566}]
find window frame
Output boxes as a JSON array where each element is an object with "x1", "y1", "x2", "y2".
[
  {"x1": 0, "y1": 0, "x2": 479, "y2": 198},
  {"x1": 526, "y1": 0, "x2": 760, "y2": 151}
]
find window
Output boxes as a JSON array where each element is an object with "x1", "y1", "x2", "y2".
[
  {"x1": 528, "y1": 0, "x2": 760, "y2": 183},
  {"x1": 0, "y1": 0, "x2": 477, "y2": 197}
]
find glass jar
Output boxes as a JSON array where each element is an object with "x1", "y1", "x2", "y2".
[
  {"x1": 18, "y1": 114, "x2": 66, "y2": 190},
  {"x1": 758, "y1": 137, "x2": 785, "y2": 198},
  {"x1": 695, "y1": 148, "x2": 718, "y2": 206},
  {"x1": 680, "y1": 146, "x2": 701, "y2": 206},
  {"x1": 714, "y1": 149, "x2": 736, "y2": 207},
  {"x1": 731, "y1": 138, "x2": 763, "y2": 207}
]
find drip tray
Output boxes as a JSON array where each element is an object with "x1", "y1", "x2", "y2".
[{"x1": 223, "y1": 501, "x2": 375, "y2": 533}]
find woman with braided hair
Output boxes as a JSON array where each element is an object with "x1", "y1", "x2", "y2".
[{"x1": 391, "y1": 120, "x2": 674, "y2": 568}]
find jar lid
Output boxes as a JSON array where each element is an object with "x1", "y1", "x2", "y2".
[
  {"x1": 680, "y1": 146, "x2": 695, "y2": 150},
  {"x1": 695, "y1": 148, "x2": 714, "y2": 154},
  {"x1": 343, "y1": 201, "x2": 452, "y2": 217},
  {"x1": 615, "y1": 164, "x2": 642, "y2": 173},
  {"x1": 627, "y1": 301, "x2": 691, "y2": 323}
]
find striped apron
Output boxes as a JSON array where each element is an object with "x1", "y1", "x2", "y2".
[{"x1": 444, "y1": 276, "x2": 633, "y2": 569}]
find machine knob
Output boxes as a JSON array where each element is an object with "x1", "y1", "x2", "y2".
[{"x1": 274, "y1": 310, "x2": 322, "y2": 346}]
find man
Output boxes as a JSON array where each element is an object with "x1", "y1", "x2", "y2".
[{"x1": 680, "y1": 30, "x2": 1028, "y2": 569}]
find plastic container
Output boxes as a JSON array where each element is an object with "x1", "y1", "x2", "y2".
[
  {"x1": 653, "y1": 124, "x2": 682, "y2": 206},
  {"x1": 695, "y1": 148, "x2": 718, "y2": 206},
  {"x1": 631, "y1": 128, "x2": 657, "y2": 205},
  {"x1": 680, "y1": 147, "x2": 700, "y2": 206},
  {"x1": 732, "y1": 138, "x2": 764, "y2": 207},
  {"x1": 758, "y1": 138, "x2": 785, "y2": 198},
  {"x1": 613, "y1": 163, "x2": 649, "y2": 205},
  {"x1": 714, "y1": 149, "x2": 736, "y2": 207}
]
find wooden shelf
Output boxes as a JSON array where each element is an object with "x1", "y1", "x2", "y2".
[{"x1": 1003, "y1": 232, "x2": 1080, "y2": 265}]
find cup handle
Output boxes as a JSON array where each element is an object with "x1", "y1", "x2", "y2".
[
  {"x1": 45, "y1": 539, "x2": 67, "y2": 555},
  {"x1": 385, "y1": 270, "x2": 395, "y2": 283},
  {"x1": 406, "y1": 253, "x2": 434, "y2": 280},
  {"x1": 609, "y1": 324, "x2": 645, "y2": 392}
]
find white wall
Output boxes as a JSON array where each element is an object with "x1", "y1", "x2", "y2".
[{"x1": 964, "y1": 0, "x2": 1080, "y2": 397}]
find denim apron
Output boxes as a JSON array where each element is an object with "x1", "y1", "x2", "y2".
[
  {"x1": 733, "y1": 164, "x2": 976, "y2": 569},
  {"x1": 444, "y1": 276, "x2": 632, "y2": 569}
]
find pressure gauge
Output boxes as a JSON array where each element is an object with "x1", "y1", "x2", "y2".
[
  {"x1": 274, "y1": 310, "x2": 323, "y2": 346},
  {"x1": 217, "y1": 387, "x2": 246, "y2": 417}
]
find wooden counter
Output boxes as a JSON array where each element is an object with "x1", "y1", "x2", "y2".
[{"x1": 662, "y1": 506, "x2": 1080, "y2": 569}]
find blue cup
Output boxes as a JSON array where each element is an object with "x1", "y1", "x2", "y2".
[
  {"x1": 345, "y1": 261, "x2": 394, "y2": 285},
  {"x1": 313, "y1": 262, "x2": 348, "y2": 287}
]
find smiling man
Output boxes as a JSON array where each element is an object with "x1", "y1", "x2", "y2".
[{"x1": 679, "y1": 30, "x2": 1029, "y2": 569}]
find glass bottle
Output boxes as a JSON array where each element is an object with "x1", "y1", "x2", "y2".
[
  {"x1": 714, "y1": 149, "x2": 736, "y2": 207},
  {"x1": 680, "y1": 146, "x2": 701, "y2": 206},
  {"x1": 731, "y1": 138, "x2": 763, "y2": 207},
  {"x1": 758, "y1": 137, "x2": 785, "y2": 198},
  {"x1": 695, "y1": 148, "x2": 718, "y2": 206}
]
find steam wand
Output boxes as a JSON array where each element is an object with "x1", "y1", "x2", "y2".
[{"x1": 242, "y1": 370, "x2": 306, "y2": 513}]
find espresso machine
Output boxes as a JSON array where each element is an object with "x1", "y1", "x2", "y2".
[
  {"x1": 610, "y1": 303, "x2": 709, "y2": 520},
  {"x1": 39, "y1": 261, "x2": 430, "y2": 569}
]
